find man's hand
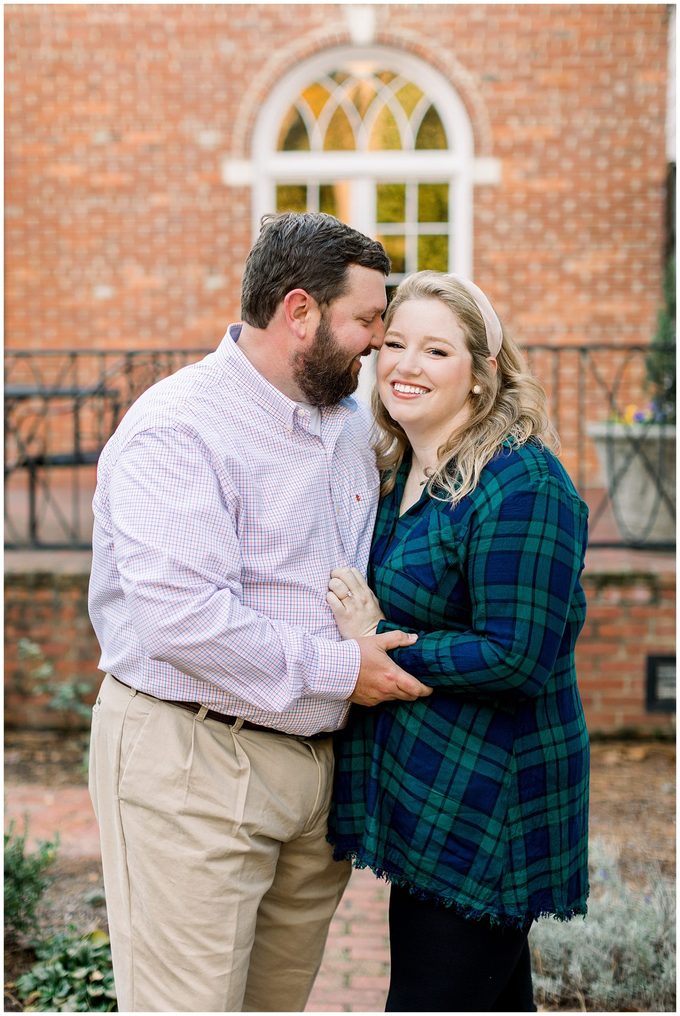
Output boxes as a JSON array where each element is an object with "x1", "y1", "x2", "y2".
[{"x1": 351, "y1": 630, "x2": 432, "y2": 706}]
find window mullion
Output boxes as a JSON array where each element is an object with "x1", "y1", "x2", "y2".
[{"x1": 406, "y1": 182, "x2": 418, "y2": 273}]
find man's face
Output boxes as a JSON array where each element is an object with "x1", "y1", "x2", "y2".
[{"x1": 292, "y1": 265, "x2": 387, "y2": 407}]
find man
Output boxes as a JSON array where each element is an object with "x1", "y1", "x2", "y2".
[{"x1": 88, "y1": 212, "x2": 431, "y2": 1013}]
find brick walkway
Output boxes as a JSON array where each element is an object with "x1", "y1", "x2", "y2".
[{"x1": 4, "y1": 781, "x2": 390, "y2": 1012}]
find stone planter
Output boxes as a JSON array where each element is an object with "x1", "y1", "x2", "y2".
[{"x1": 588, "y1": 422, "x2": 676, "y2": 546}]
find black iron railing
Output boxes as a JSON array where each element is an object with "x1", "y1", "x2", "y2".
[
  {"x1": 5, "y1": 349, "x2": 210, "y2": 549},
  {"x1": 4, "y1": 345, "x2": 676, "y2": 550}
]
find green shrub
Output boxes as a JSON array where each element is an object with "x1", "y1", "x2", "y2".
[
  {"x1": 530, "y1": 837, "x2": 676, "y2": 1012},
  {"x1": 18, "y1": 637, "x2": 93, "y2": 721},
  {"x1": 16, "y1": 927, "x2": 117, "y2": 1012},
  {"x1": 646, "y1": 254, "x2": 676, "y2": 424},
  {"x1": 4, "y1": 822, "x2": 59, "y2": 943}
]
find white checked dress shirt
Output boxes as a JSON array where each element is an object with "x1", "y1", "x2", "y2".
[{"x1": 88, "y1": 325, "x2": 379, "y2": 735}]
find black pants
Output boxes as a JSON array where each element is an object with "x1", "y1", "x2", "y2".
[{"x1": 386, "y1": 886, "x2": 537, "y2": 1012}]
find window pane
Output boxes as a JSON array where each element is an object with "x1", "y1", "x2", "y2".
[
  {"x1": 376, "y1": 183, "x2": 406, "y2": 223},
  {"x1": 395, "y1": 81, "x2": 424, "y2": 118},
  {"x1": 418, "y1": 234, "x2": 448, "y2": 272},
  {"x1": 415, "y1": 104, "x2": 447, "y2": 150},
  {"x1": 276, "y1": 184, "x2": 307, "y2": 213},
  {"x1": 319, "y1": 182, "x2": 351, "y2": 221},
  {"x1": 369, "y1": 104, "x2": 402, "y2": 150},
  {"x1": 319, "y1": 184, "x2": 337, "y2": 216},
  {"x1": 301, "y1": 81, "x2": 331, "y2": 118},
  {"x1": 278, "y1": 106, "x2": 311, "y2": 152},
  {"x1": 323, "y1": 105, "x2": 356, "y2": 151},
  {"x1": 418, "y1": 183, "x2": 449, "y2": 223},
  {"x1": 378, "y1": 234, "x2": 406, "y2": 274}
]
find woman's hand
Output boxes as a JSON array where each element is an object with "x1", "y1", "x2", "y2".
[{"x1": 327, "y1": 567, "x2": 386, "y2": 639}]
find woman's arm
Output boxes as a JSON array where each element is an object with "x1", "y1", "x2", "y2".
[{"x1": 329, "y1": 479, "x2": 588, "y2": 700}]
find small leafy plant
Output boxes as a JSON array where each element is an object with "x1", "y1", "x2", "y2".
[
  {"x1": 4, "y1": 822, "x2": 58, "y2": 944},
  {"x1": 18, "y1": 637, "x2": 93, "y2": 721},
  {"x1": 16, "y1": 927, "x2": 117, "y2": 1012},
  {"x1": 530, "y1": 837, "x2": 676, "y2": 1012}
]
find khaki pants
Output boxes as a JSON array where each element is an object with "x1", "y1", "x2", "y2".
[{"x1": 88, "y1": 673, "x2": 351, "y2": 1012}]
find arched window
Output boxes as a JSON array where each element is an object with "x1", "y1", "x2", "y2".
[
  {"x1": 251, "y1": 46, "x2": 476, "y2": 400},
  {"x1": 252, "y1": 45, "x2": 475, "y2": 291}
]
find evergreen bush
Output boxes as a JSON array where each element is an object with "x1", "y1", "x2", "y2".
[
  {"x1": 4, "y1": 822, "x2": 58, "y2": 944},
  {"x1": 645, "y1": 254, "x2": 676, "y2": 424},
  {"x1": 530, "y1": 837, "x2": 676, "y2": 1012}
]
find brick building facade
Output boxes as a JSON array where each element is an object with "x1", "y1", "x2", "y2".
[
  {"x1": 5, "y1": 3, "x2": 672, "y2": 351},
  {"x1": 4, "y1": 4, "x2": 675, "y2": 734}
]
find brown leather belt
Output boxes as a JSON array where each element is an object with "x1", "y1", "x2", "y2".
[{"x1": 110, "y1": 675, "x2": 333, "y2": 742}]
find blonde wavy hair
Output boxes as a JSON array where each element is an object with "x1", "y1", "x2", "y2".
[{"x1": 372, "y1": 271, "x2": 559, "y2": 504}]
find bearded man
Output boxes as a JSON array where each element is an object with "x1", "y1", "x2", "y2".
[{"x1": 88, "y1": 212, "x2": 430, "y2": 1013}]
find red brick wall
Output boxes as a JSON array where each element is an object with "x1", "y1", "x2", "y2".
[
  {"x1": 4, "y1": 563, "x2": 675, "y2": 735},
  {"x1": 4, "y1": 572, "x2": 100, "y2": 731},
  {"x1": 5, "y1": 3, "x2": 670, "y2": 353},
  {"x1": 577, "y1": 567, "x2": 676, "y2": 734}
]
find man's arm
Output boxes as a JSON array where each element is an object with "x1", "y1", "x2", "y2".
[{"x1": 107, "y1": 426, "x2": 430, "y2": 710}]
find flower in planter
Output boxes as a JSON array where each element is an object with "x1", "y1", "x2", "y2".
[{"x1": 615, "y1": 401, "x2": 672, "y2": 425}]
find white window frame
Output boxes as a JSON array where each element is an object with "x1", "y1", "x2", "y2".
[{"x1": 251, "y1": 45, "x2": 475, "y2": 277}]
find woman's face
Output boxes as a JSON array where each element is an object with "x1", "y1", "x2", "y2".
[{"x1": 377, "y1": 297, "x2": 474, "y2": 443}]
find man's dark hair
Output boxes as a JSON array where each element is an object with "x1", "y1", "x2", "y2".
[{"x1": 240, "y1": 212, "x2": 391, "y2": 328}]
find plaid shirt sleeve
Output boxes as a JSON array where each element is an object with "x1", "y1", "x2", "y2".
[
  {"x1": 376, "y1": 477, "x2": 588, "y2": 699},
  {"x1": 109, "y1": 425, "x2": 360, "y2": 711}
]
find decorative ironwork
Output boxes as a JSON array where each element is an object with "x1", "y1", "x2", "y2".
[
  {"x1": 5, "y1": 349, "x2": 209, "y2": 549},
  {"x1": 4, "y1": 344, "x2": 676, "y2": 550}
]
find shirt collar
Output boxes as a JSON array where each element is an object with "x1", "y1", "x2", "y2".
[{"x1": 214, "y1": 323, "x2": 357, "y2": 438}]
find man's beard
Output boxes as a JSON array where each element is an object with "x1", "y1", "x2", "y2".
[{"x1": 292, "y1": 312, "x2": 366, "y2": 408}]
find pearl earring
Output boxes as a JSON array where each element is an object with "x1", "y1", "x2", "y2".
[{"x1": 472, "y1": 385, "x2": 482, "y2": 395}]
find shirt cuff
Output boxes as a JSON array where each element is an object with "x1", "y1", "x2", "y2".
[
  {"x1": 308, "y1": 637, "x2": 361, "y2": 701},
  {"x1": 376, "y1": 619, "x2": 417, "y2": 635}
]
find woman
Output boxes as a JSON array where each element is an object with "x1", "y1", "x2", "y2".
[{"x1": 326, "y1": 271, "x2": 589, "y2": 1012}]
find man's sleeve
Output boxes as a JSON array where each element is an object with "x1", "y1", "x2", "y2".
[{"x1": 109, "y1": 425, "x2": 359, "y2": 711}]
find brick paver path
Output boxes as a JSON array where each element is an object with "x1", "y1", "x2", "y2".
[{"x1": 4, "y1": 781, "x2": 391, "y2": 1011}]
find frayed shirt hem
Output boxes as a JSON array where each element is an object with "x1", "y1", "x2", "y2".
[{"x1": 331, "y1": 844, "x2": 589, "y2": 929}]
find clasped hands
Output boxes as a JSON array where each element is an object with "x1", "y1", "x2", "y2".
[{"x1": 327, "y1": 567, "x2": 432, "y2": 706}]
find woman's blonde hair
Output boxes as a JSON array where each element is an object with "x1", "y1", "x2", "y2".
[{"x1": 373, "y1": 271, "x2": 559, "y2": 504}]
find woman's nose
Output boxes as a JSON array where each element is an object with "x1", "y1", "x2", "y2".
[{"x1": 397, "y1": 349, "x2": 422, "y2": 375}]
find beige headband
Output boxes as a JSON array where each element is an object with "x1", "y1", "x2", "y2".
[{"x1": 448, "y1": 274, "x2": 503, "y2": 358}]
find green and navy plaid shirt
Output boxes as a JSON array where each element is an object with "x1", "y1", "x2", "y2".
[{"x1": 329, "y1": 440, "x2": 590, "y2": 926}]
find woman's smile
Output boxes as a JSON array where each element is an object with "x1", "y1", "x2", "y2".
[{"x1": 391, "y1": 381, "x2": 431, "y2": 398}]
